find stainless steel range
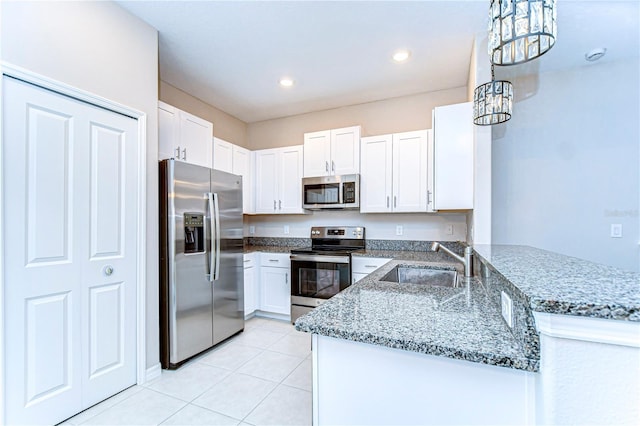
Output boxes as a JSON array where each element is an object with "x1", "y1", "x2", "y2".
[{"x1": 290, "y1": 226, "x2": 365, "y2": 323}]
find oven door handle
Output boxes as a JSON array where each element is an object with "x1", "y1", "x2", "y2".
[{"x1": 290, "y1": 254, "x2": 350, "y2": 264}]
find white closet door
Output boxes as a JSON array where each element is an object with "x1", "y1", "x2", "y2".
[
  {"x1": 82, "y1": 103, "x2": 138, "y2": 407},
  {"x1": 3, "y1": 77, "x2": 137, "y2": 425}
]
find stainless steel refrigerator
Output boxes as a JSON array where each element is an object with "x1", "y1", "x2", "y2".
[{"x1": 159, "y1": 159, "x2": 244, "y2": 369}]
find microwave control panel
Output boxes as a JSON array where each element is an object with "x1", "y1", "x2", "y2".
[{"x1": 343, "y1": 182, "x2": 356, "y2": 203}]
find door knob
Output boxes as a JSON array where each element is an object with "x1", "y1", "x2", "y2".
[{"x1": 103, "y1": 265, "x2": 114, "y2": 276}]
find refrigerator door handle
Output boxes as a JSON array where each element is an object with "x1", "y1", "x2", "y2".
[
  {"x1": 212, "y1": 192, "x2": 221, "y2": 281},
  {"x1": 207, "y1": 192, "x2": 215, "y2": 282}
]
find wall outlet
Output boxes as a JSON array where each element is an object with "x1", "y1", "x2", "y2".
[
  {"x1": 611, "y1": 224, "x2": 623, "y2": 238},
  {"x1": 445, "y1": 224, "x2": 454, "y2": 235},
  {"x1": 396, "y1": 225, "x2": 403, "y2": 236},
  {"x1": 284, "y1": 225, "x2": 290, "y2": 235},
  {"x1": 501, "y1": 291, "x2": 513, "y2": 328},
  {"x1": 249, "y1": 225, "x2": 255, "y2": 235}
]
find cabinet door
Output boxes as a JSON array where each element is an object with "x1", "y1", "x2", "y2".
[
  {"x1": 213, "y1": 137, "x2": 233, "y2": 173},
  {"x1": 303, "y1": 130, "x2": 331, "y2": 177},
  {"x1": 244, "y1": 266, "x2": 256, "y2": 316},
  {"x1": 260, "y1": 267, "x2": 291, "y2": 315},
  {"x1": 352, "y1": 272, "x2": 368, "y2": 285},
  {"x1": 158, "y1": 102, "x2": 179, "y2": 160},
  {"x1": 279, "y1": 146, "x2": 304, "y2": 214},
  {"x1": 330, "y1": 126, "x2": 360, "y2": 175},
  {"x1": 233, "y1": 145, "x2": 253, "y2": 214},
  {"x1": 433, "y1": 102, "x2": 473, "y2": 210},
  {"x1": 393, "y1": 130, "x2": 428, "y2": 212},
  {"x1": 360, "y1": 135, "x2": 392, "y2": 213},
  {"x1": 255, "y1": 149, "x2": 279, "y2": 213},
  {"x1": 179, "y1": 111, "x2": 213, "y2": 168}
]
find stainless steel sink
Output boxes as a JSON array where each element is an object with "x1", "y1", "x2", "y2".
[{"x1": 381, "y1": 266, "x2": 458, "y2": 287}]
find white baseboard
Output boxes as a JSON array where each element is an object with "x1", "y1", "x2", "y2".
[
  {"x1": 144, "y1": 363, "x2": 162, "y2": 383},
  {"x1": 254, "y1": 311, "x2": 291, "y2": 323}
]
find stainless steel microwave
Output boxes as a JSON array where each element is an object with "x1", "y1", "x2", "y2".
[{"x1": 302, "y1": 174, "x2": 360, "y2": 210}]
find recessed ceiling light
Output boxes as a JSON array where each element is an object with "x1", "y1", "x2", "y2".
[
  {"x1": 585, "y1": 48, "x2": 607, "y2": 62},
  {"x1": 392, "y1": 50, "x2": 411, "y2": 63},
  {"x1": 279, "y1": 78, "x2": 294, "y2": 87}
]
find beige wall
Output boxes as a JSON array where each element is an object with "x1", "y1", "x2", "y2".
[
  {"x1": 160, "y1": 81, "x2": 248, "y2": 148},
  {"x1": 247, "y1": 87, "x2": 467, "y2": 150},
  {"x1": 2, "y1": 1, "x2": 160, "y2": 371}
]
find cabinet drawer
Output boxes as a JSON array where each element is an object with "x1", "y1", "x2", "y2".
[
  {"x1": 351, "y1": 257, "x2": 391, "y2": 274},
  {"x1": 243, "y1": 253, "x2": 256, "y2": 269},
  {"x1": 259, "y1": 252, "x2": 290, "y2": 268}
]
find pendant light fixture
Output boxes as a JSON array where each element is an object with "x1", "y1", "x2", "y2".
[
  {"x1": 473, "y1": 64, "x2": 513, "y2": 125},
  {"x1": 488, "y1": 0, "x2": 557, "y2": 66}
]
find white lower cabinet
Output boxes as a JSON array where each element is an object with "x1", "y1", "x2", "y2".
[
  {"x1": 351, "y1": 257, "x2": 391, "y2": 284},
  {"x1": 258, "y1": 253, "x2": 291, "y2": 316},
  {"x1": 243, "y1": 253, "x2": 258, "y2": 317}
]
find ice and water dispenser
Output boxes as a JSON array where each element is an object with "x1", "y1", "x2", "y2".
[{"x1": 184, "y1": 213, "x2": 204, "y2": 254}]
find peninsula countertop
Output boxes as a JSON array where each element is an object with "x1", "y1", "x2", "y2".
[
  {"x1": 295, "y1": 256, "x2": 539, "y2": 372},
  {"x1": 473, "y1": 245, "x2": 640, "y2": 321},
  {"x1": 294, "y1": 243, "x2": 640, "y2": 372}
]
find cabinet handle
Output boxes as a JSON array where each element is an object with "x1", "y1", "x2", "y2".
[
  {"x1": 285, "y1": 273, "x2": 288, "y2": 283},
  {"x1": 244, "y1": 259, "x2": 251, "y2": 263},
  {"x1": 268, "y1": 259, "x2": 279, "y2": 262},
  {"x1": 175, "y1": 146, "x2": 181, "y2": 158},
  {"x1": 279, "y1": 200, "x2": 282, "y2": 210},
  {"x1": 365, "y1": 265, "x2": 377, "y2": 268},
  {"x1": 331, "y1": 161, "x2": 335, "y2": 172},
  {"x1": 182, "y1": 148, "x2": 187, "y2": 161},
  {"x1": 386, "y1": 196, "x2": 390, "y2": 208},
  {"x1": 273, "y1": 200, "x2": 276, "y2": 211},
  {"x1": 427, "y1": 190, "x2": 432, "y2": 205},
  {"x1": 325, "y1": 161, "x2": 329, "y2": 172},
  {"x1": 394, "y1": 196, "x2": 397, "y2": 208}
]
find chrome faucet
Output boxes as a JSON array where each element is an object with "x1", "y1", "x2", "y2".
[{"x1": 431, "y1": 242, "x2": 473, "y2": 278}]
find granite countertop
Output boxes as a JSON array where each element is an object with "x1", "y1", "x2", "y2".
[
  {"x1": 473, "y1": 245, "x2": 640, "y2": 321},
  {"x1": 295, "y1": 258, "x2": 538, "y2": 372},
  {"x1": 292, "y1": 241, "x2": 639, "y2": 373}
]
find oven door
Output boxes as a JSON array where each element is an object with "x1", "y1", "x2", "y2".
[{"x1": 290, "y1": 254, "x2": 351, "y2": 300}]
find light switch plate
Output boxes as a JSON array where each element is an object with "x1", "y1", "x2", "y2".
[
  {"x1": 249, "y1": 225, "x2": 255, "y2": 235},
  {"x1": 284, "y1": 225, "x2": 290, "y2": 235}
]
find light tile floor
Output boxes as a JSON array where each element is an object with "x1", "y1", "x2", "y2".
[{"x1": 62, "y1": 317, "x2": 312, "y2": 426}]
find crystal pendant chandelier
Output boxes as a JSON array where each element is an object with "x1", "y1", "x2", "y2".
[
  {"x1": 473, "y1": 64, "x2": 513, "y2": 125},
  {"x1": 488, "y1": 0, "x2": 557, "y2": 66}
]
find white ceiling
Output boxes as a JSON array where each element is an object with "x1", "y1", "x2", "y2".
[{"x1": 117, "y1": 1, "x2": 639, "y2": 123}]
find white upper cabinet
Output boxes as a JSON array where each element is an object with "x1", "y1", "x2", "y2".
[
  {"x1": 360, "y1": 130, "x2": 430, "y2": 213},
  {"x1": 213, "y1": 137, "x2": 254, "y2": 214},
  {"x1": 303, "y1": 125, "x2": 360, "y2": 177},
  {"x1": 158, "y1": 101, "x2": 213, "y2": 169},
  {"x1": 232, "y1": 144, "x2": 254, "y2": 214},
  {"x1": 393, "y1": 130, "x2": 429, "y2": 212},
  {"x1": 212, "y1": 137, "x2": 233, "y2": 173},
  {"x1": 255, "y1": 145, "x2": 304, "y2": 214},
  {"x1": 431, "y1": 102, "x2": 474, "y2": 210},
  {"x1": 360, "y1": 134, "x2": 393, "y2": 213},
  {"x1": 303, "y1": 130, "x2": 331, "y2": 177}
]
